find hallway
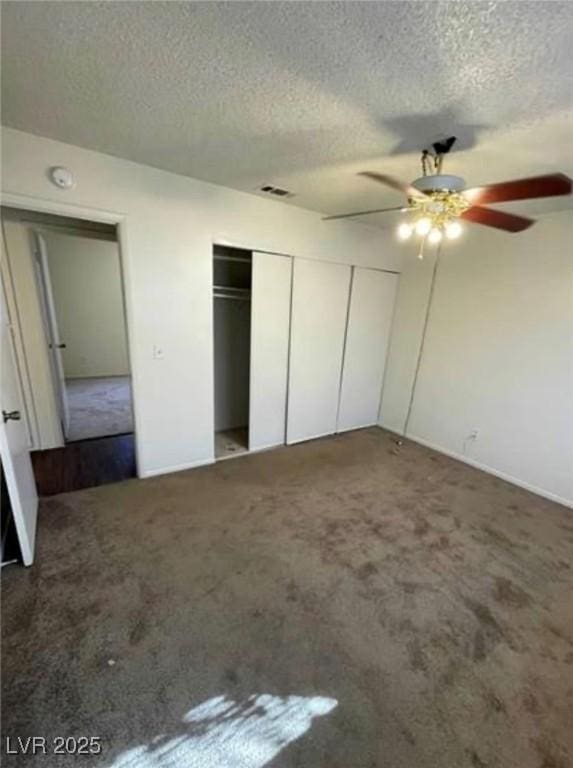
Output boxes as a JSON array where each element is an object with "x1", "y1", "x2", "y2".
[{"x1": 66, "y1": 376, "x2": 133, "y2": 442}]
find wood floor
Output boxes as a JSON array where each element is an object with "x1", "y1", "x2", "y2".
[{"x1": 31, "y1": 433, "x2": 136, "y2": 496}]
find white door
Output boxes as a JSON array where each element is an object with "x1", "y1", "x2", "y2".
[
  {"x1": 0, "y1": 278, "x2": 38, "y2": 566},
  {"x1": 249, "y1": 252, "x2": 292, "y2": 451},
  {"x1": 32, "y1": 232, "x2": 70, "y2": 438},
  {"x1": 287, "y1": 258, "x2": 351, "y2": 444},
  {"x1": 337, "y1": 268, "x2": 399, "y2": 432}
]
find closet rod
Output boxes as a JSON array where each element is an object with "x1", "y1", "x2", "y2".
[
  {"x1": 213, "y1": 293, "x2": 251, "y2": 302},
  {"x1": 213, "y1": 254, "x2": 251, "y2": 264},
  {"x1": 213, "y1": 285, "x2": 251, "y2": 294}
]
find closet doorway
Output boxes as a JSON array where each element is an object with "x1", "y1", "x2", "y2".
[
  {"x1": 212, "y1": 245, "x2": 293, "y2": 461},
  {"x1": 213, "y1": 246, "x2": 252, "y2": 459}
]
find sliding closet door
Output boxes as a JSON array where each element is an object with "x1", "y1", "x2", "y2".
[
  {"x1": 287, "y1": 259, "x2": 351, "y2": 444},
  {"x1": 337, "y1": 268, "x2": 399, "y2": 432},
  {"x1": 249, "y1": 252, "x2": 292, "y2": 451}
]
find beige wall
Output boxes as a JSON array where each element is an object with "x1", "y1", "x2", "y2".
[
  {"x1": 380, "y1": 211, "x2": 573, "y2": 506},
  {"x1": 43, "y1": 231, "x2": 129, "y2": 378}
]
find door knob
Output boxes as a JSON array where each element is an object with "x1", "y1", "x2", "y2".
[
  {"x1": 2, "y1": 410, "x2": 21, "y2": 423},
  {"x1": 48, "y1": 343, "x2": 66, "y2": 349}
]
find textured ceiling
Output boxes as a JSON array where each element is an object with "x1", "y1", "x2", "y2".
[{"x1": 2, "y1": 1, "x2": 573, "y2": 225}]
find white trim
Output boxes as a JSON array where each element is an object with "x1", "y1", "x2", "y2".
[
  {"x1": 215, "y1": 450, "x2": 249, "y2": 463},
  {"x1": 211, "y1": 238, "x2": 401, "y2": 275},
  {"x1": 1, "y1": 192, "x2": 126, "y2": 224},
  {"x1": 337, "y1": 422, "x2": 376, "y2": 434},
  {"x1": 248, "y1": 441, "x2": 283, "y2": 453},
  {"x1": 140, "y1": 457, "x2": 214, "y2": 478},
  {"x1": 379, "y1": 425, "x2": 573, "y2": 510},
  {"x1": 287, "y1": 430, "x2": 335, "y2": 446}
]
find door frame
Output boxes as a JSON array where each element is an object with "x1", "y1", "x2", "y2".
[{"x1": 0, "y1": 193, "x2": 141, "y2": 477}]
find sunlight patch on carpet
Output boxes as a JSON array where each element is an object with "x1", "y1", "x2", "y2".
[{"x1": 107, "y1": 693, "x2": 337, "y2": 768}]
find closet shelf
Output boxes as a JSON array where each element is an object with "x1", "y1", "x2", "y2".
[{"x1": 213, "y1": 253, "x2": 251, "y2": 264}]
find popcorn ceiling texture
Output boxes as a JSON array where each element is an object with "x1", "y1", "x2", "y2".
[{"x1": 1, "y1": 1, "x2": 572, "y2": 221}]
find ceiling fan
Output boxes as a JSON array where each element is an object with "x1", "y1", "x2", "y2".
[{"x1": 323, "y1": 136, "x2": 572, "y2": 251}]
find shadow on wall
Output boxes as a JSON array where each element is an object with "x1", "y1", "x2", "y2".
[{"x1": 106, "y1": 693, "x2": 337, "y2": 768}]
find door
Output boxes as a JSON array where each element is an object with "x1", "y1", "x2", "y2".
[
  {"x1": 0, "y1": 277, "x2": 38, "y2": 566},
  {"x1": 287, "y1": 258, "x2": 351, "y2": 444},
  {"x1": 249, "y1": 252, "x2": 292, "y2": 451},
  {"x1": 337, "y1": 268, "x2": 399, "y2": 432},
  {"x1": 32, "y1": 232, "x2": 70, "y2": 438}
]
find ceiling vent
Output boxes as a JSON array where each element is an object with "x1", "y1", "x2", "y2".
[{"x1": 259, "y1": 185, "x2": 294, "y2": 198}]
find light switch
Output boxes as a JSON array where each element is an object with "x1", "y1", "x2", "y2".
[{"x1": 153, "y1": 345, "x2": 164, "y2": 360}]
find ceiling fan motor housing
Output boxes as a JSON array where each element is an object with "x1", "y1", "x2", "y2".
[{"x1": 412, "y1": 174, "x2": 466, "y2": 194}]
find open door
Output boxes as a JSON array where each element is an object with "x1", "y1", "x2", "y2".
[
  {"x1": 0, "y1": 276, "x2": 38, "y2": 566},
  {"x1": 32, "y1": 232, "x2": 70, "y2": 438}
]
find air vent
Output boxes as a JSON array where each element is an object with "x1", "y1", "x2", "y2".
[{"x1": 259, "y1": 185, "x2": 294, "y2": 198}]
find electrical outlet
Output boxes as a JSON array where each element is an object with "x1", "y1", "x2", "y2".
[{"x1": 152, "y1": 345, "x2": 164, "y2": 360}]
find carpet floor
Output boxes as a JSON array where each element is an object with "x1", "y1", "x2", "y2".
[
  {"x1": 2, "y1": 428, "x2": 572, "y2": 768},
  {"x1": 66, "y1": 377, "x2": 134, "y2": 442}
]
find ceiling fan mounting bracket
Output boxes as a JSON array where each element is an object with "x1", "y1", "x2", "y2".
[{"x1": 421, "y1": 136, "x2": 457, "y2": 176}]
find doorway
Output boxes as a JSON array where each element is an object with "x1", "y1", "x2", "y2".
[
  {"x1": 1, "y1": 207, "x2": 136, "y2": 492},
  {"x1": 213, "y1": 246, "x2": 252, "y2": 460},
  {"x1": 34, "y1": 226, "x2": 133, "y2": 442}
]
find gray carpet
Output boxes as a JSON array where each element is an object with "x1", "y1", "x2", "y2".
[
  {"x1": 2, "y1": 428, "x2": 573, "y2": 767},
  {"x1": 66, "y1": 377, "x2": 133, "y2": 441}
]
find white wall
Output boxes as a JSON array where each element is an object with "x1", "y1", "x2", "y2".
[
  {"x1": 43, "y1": 230, "x2": 129, "y2": 379},
  {"x1": 380, "y1": 213, "x2": 573, "y2": 506},
  {"x1": 1, "y1": 128, "x2": 397, "y2": 477}
]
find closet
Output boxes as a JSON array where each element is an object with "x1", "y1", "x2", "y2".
[
  {"x1": 213, "y1": 246, "x2": 252, "y2": 458},
  {"x1": 213, "y1": 246, "x2": 292, "y2": 459},
  {"x1": 213, "y1": 246, "x2": 398, "y2": 460},
  {"x1": 287, "y1": 260, "x2": 398, "y2": 444}
]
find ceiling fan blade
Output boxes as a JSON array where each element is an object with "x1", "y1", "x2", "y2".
[
  {"x1": 460, "y1": 205, "x2": 534, "y2": 232},
  {"x1": 323, "y1": 206, "x2": 405, "y2": 221},
  {"x1": 359, "y1": 172, "x2": 426, "y2": 199},
  {"x1": 463, "y1": 173, "x2": 572, "y2": 205}
]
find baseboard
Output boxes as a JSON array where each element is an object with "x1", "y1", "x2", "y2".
[
  {"x1": 140, "y1": 457, "x2": 214, "y2": 479},
  {"x1": 248, "y1": 441, "x2": 286, "y2": 454},
  {"x1": 287, "y1": 430, "x2": 336, "y2": 446},
  {"x1": 378, "y1": 425, "x2": 572, "y2": 510},
  {"x1": 336, "y1": 422, "x2": 376, "y2": 434}
]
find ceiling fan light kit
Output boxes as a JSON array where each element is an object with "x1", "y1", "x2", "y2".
[
  {"x1": 323, "y1": 135, "x2": 572, "y2": 258},
  {"x1": 402, "y1": 184, "x2": 471, "y2": 251}
]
